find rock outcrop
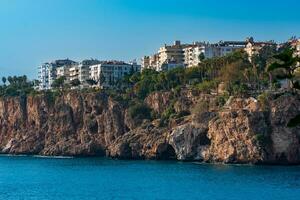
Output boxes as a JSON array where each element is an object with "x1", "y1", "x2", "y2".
[
  {"x1": 0, "y1": 92, "x2": 127, "y2": 156},
  {"x1": 0, "y1": 91, "x2": 299, "y2": 164}
]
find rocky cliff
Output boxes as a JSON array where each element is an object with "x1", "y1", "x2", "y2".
[{"x1": 0, "y1": 91, "x2": 299, "y2": 164}]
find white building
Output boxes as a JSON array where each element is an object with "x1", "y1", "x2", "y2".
[
  {"x1": 183, "y1": 41, "x2": 246, "y2": 68},
  {"x1": 38, "y1": 63, "x2": 51, "y2": 90},
  {"x1": 78, "y1": 59, "x2": 102, "y2": 88},
  {"x1": 143, "y1": 40, "x2": 247, "y2": 70},
  {"x1": 69, "y1": 66, "x2": 79, "y2": 81},
  {"x1": 56, "y1": 65, "x2": 73, "y2": 83},
  {"x1": 89, "y1": 61, "x2": 141, "y2": 88},
  {"x1": 184, "y1": 43, "x2": 206, "y2": 67},
  {"x1": 37, "y1": 59, "x2": 77, "y2": 90}
]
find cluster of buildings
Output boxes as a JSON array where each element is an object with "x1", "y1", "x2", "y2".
[
  {"x1": 142, "y1": 37, "x2": 276, "y2": 71},
  {"x1": 38, "y1": 59, "x2": 140, "y2": 90},
  {"x1": 38, "y1": 37, "x2": 300, "y2": 91}
]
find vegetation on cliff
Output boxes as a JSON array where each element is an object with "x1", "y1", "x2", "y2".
[
  {"x1": 0, "y1": 47, "x2": 300, "y2": 163},
  {"x1": 1, "y1": 46, "x2": 299, "y2": 128}
]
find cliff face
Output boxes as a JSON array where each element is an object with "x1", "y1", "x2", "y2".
[
  {"x1": 0, "y1": 91, "x2": 299, "y2": 164},
  {"x1": 0, "y1": 93, "x2": 127, "y2": 156}
]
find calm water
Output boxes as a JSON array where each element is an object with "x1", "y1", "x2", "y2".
[{"x1": 0, "y1": 156, "x2": 300, "y2": 200}]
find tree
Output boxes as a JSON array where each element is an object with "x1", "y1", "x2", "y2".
[
  {"x1": 70, "y1": 79, "x2": 81, "y2": 87},
  {"x1": 198, "y1": 52, "x2": 205, "y2": 62},
  {"x1": 2, "y1": 77, "x2": 6, "y2": 85},
  {"x1": 252, "y1": 45, "x2": 277, "y2": 72},
  {"x1": 267, "y1": 48, "x2": 300, "y2": 90},
  {"x1": 128, "y1": 103, "x2": 152, "y2": 121},
  {"x1": 0, "y1": 75, "x2": 35, "y2": 97},
  {"x1": 33, "y1": 79, "x2": 40, "y2": 87},
  {"x1": 86, "y1": 79, "x2": 97, "y2": 87},
  {"x1": 99, "y1": 73, "x2": 106, "y2": 86},
  {"x1": 51, "y1": 76, "x2": 66, "y2": 90}
]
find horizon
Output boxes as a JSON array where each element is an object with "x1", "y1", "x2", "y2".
[{"x1": 1, "y1": 0, "x2": 300, "y2": 79}]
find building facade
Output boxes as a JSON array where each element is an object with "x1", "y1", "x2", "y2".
[
  {"x1": 77, "y1": 59, "x2": 102, "y2": 88},
  {"x1": 141, "y1": 56, "x2": 150, "y2": 69},
  {"x1": 143, "y1": 40, "x2": 247, "y2": 70},
  {"x1": 89, "y1": 61, "x2": 141, "y2": 88},
  {"x1": 183, "y1": 41, "x2": 246, "y2": 68},
  {"x1": 38, "y1": 63, "x2": 51, "y2": 90},
  {"x1": 244, "y1": 37, "x2": 276, "y2": 62},
  {"x1": 157, "y1": 41, "x2": 188, "y2": 71},
  {"x1": 184, "y1": 43, "x2": 207, "y2": 68},
  {"x1": 38, "y1": 59, "x2": 77, "y2": 90}
]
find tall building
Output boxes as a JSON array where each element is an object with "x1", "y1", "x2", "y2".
[
  {"x1": 183, "y1": 43, "x2": 207, "y2": 68},
  {"x1": 89, "y1": 61, "x2": 141, "y2": 88},
  {"x1": 77, "y1": 59, "x2": 102, "y2": 88},
  {"x1": 69, "y1": 66, "x2": 79, "y2": 82},
  {"x1": 56, "y1": 65, "x2": 73, "y2": 82},
  {"x1": 38, "y1": 59, "x2": 77, "y2": 90},
  {"x1": 38, "y1": 63, "x2": 51, "y2": 90},
  {"x1": 157, "y1": 41, "x2": 188, "y2": 71}
]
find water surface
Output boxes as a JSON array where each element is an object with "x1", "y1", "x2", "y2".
[{"x1": 0, "y1": 156, "x2": 299, "y2": 200}]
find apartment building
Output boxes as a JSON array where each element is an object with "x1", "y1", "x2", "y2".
[
  {"x1": 89, "y1": 61, "x2": 141, "y2": 88},
  {"x1": 141, "y1": 56, "x2": 150, "y2": 69},
  {"x1": 156, "y1": 41, "x2": 188, "y2": 71},
  {"x1": 38, "y1": 63, "x2": 51, "y2": 90},
  {"x1": 69, "y1": 66, "x2": 79, "y2": 82},
  {"x1": 244, "y1": 37, "x2": 276, "y2": 62},
  {"x1": 141, "y1": 54, "x2": 160, "y2": 71},
  {"x1": 183, "y1": 43, "x2": 206, "y2": 67},
  {"x1": 38, "y1": 59, "x2": 77, "y2": 90},
  {"x1": 150, "y1": 54, "x2": 160, "y2": 70},
  {"x1": 183, "y1": 41, "x2": 246, "y2": 68},
  {"x1": 142, "y1": 40, "x2": 247, "y2": 70}
]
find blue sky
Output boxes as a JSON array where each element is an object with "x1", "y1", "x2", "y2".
[{"x1": 0, "y1": 0, "x2": 300, "y2": 79}]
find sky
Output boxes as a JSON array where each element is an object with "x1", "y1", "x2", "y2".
[{"x1": 0, "y1": 0, "x2": 300, "y2": 79}]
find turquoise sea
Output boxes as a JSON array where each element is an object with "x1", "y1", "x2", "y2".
[{"x1": 0, "y1": 156, "x2": 299, "y2": 200}]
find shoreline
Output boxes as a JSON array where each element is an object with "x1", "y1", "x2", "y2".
[{"x1": 1, "y1": 154, "x2": 300, "y2": 166}]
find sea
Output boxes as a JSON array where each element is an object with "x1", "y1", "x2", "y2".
[{"x1": 0, "y1": 155, "x2": 299, "y2": 200}]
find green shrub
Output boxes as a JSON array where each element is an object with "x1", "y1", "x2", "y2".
[
  {"x1": 128, "y1": 103, "x2": 152, "y2": 120},
  {"x1": 44, "y1": 90, "x2": 60, "y2": 105},
  {"x1": 255, "y1": 134, "x2": 269, "y2": 146},
  {"x1": 196, "y1": 80, "x2": 218, "y2": 93},
  {"x1": 215, "y1": 93, "x2": 229, "y2": 107},
  {"x1": 192, "y1": 101, "x2": 209, "y2": 115},
  {"x1": 230, "y1": 82, "x2": 248, "y2": 97},
  {"x1": 163, "y1": 106, "x2": 176, "y2": 119},
  {"x1": 257, "y1": 92, "x2": 271, "y2": 111}
]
